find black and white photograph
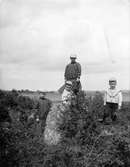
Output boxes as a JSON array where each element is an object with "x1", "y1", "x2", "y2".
[{"x1": 0, "y1": 0, "x2": 130, "y2": 166}]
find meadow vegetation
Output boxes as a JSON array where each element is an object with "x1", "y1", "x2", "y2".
[{"x1": 0, "y1": 90, "x2": 130, "y2": 167}]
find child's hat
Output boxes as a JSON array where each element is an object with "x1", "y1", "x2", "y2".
[{"x1": 109, "y1": 77, "x2": 117, "y2": 82}]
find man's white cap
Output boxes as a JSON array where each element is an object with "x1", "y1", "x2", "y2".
[
  {"x1": 70, "y1": 54, "x2": 77, "y2": 59},
  {"x1": 109, "y1": 77, "x2": 117, "y2": 82}
]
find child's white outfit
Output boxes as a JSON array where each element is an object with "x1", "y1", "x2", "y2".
[
  {"x1": 104, "y1": 88, "x2": 122, "y2": 108},
  {"x1": 62, "y1": 88, "x2": 73, "y2": 105},
  {"x1": 103, "y1": 88, "x2": 122, "y2": 122}
]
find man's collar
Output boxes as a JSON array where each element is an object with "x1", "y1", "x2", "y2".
[
  {"x1": 109, "y1": 88, "x2": 116, "y2": 90},
  {"x1": 71, "y1": 62, "x2": 76, "y2": 64}
]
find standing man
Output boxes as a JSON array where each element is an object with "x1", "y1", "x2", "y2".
[
  {"x1": 102, "y1": 77, "x2": 122, "y2": 123},
  {"x1": 64, "y1": 54, "x2": 82, "y2": 94}
]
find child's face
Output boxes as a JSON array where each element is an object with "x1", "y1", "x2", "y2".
[
  {"x1": 65, "y1": 86, "x2": 72, "y2": 92},
  {"x1": 109, "y1": 81, "x2": 116, "y2": 89}
]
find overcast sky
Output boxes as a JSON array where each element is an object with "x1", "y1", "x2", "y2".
[{"x1": 0, "y1": 0, "x2": 130, "y2": 91}]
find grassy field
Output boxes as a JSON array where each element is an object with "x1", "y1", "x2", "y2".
[
  {"x1": 21, "y1": 90, "x2": 130, "y2": 102},
  {"x1": 0, "y1": 90, "x2": 130, "y2": 167}
]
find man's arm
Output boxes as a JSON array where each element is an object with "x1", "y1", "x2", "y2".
[
  {"x1": 64, "y1": 65, "x2": 68, "y2": 81},
  {"x1": 77, "y1": 63, "x2": 81, "y2": 79}
]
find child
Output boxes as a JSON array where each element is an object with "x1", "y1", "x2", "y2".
[
  {"x1": 62, "y1": 81, "x2": 73, "y2": 105},
  {"x1": 103, "y1": 77, "x2": 122, "y2": 123}
]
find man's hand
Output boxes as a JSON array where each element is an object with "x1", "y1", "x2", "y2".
[
  {"x1": 118, "y1": 106, "x2": 121, "y2": 110},
  {"x1": 76, "y1": 78, "x2": 80, "y2": 82}
]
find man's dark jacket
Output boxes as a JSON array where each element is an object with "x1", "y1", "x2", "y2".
[{"x1": 64, "y1": 62, "x2": 81, "y2": 80}]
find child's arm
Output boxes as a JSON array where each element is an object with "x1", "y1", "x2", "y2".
[{"x1": 118, "y1": 91, "x2": 122, "y2": 110}]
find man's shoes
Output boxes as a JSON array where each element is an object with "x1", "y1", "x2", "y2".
[
  {"x1": 98, "y1": 118, "x2": 103, "y2": 122},
  {"x1": 103, "y1": 122, "x2": 110, "y2": 125},
  {"x1": 97, "y1": 119, "x2": 110, "y2": 125}
]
